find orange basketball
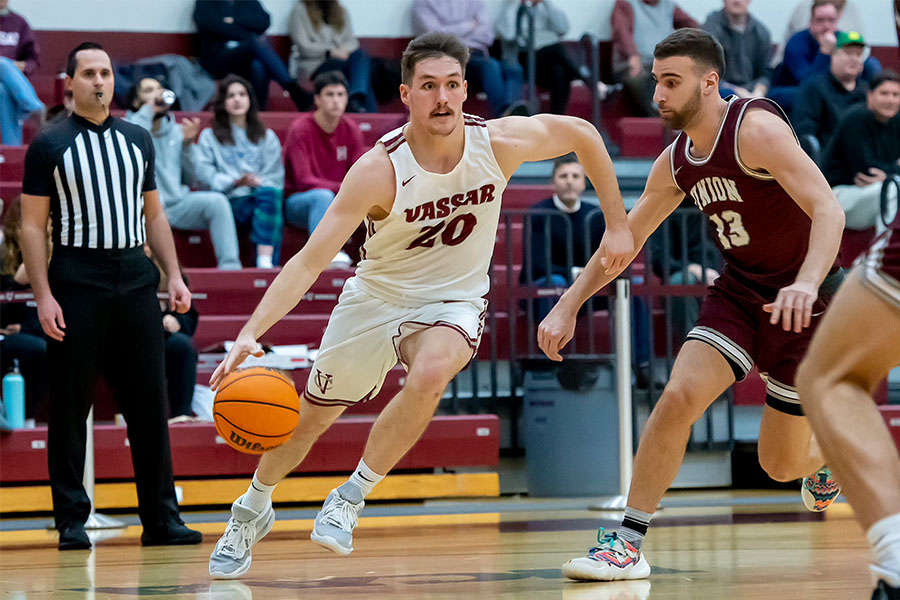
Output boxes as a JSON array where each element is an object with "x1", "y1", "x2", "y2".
[{"x1": 213, "y1": 366, "x2": 300, "y2": 454}]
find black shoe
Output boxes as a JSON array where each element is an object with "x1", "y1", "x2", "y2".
[
  {"x1": 873, "y1": 580, "x2": 900, "y2": 600},
  {"x1": 500, "y1": 99, "x2": 530, "y2": 117},
  {"x1": 58, "y1": 523, "x2": 91, "y2": 551},
  {"x1": 285, "y1": 81, "x2": 313, "y2": 111},
  {"x1": 346, "y1": 96, "x2": 367, "y2": 114},
  {"x1": 141, "y1": 521, "x2": 203, "y2": 546}
]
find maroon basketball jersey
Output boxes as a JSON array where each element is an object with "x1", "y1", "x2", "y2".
[{"x1": 670, "y1": 97, "x2": 838, "y2": 294}]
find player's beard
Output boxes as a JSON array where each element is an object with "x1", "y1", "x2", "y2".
[{"x1": 660, "y1": 84, "x2": 702, "y2": 131}]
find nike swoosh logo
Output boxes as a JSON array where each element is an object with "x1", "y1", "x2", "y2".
[
  {"x1": 402, "y1": 175, "x2": 416, "y2": 187},
  {"x1": 674, "y1": 166, "x2": 683, "y2": 176}
]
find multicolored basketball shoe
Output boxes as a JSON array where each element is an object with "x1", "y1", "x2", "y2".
[
  {"x1": 562, "y1": 529, "x2": 651, "y2": 581},
  {"x1": 801, "y1": 466, "x2": 841, "y2": 512}
]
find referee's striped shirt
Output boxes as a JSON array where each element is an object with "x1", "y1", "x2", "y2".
[{"x1": 22, "y1": 113, "x2": 156, "y2": 249}]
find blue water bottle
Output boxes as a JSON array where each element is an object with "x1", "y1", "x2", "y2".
[{"x1": 3, "y1": 359, "x2": 25, "y2": 429}]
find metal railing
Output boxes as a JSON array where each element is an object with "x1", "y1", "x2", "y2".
[{"x1": 440, "y1": 205, "x2": 735, "y2": 453}]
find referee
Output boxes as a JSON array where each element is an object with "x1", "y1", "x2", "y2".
[{"x1": 19, "y1": 42, "x2": 202, "y2": 551}]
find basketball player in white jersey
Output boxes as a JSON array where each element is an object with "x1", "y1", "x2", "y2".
[{"x1": 207, "y1": 32, "x2": 634, "y2": 579}]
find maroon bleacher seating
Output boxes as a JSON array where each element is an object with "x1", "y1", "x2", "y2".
[
  {"x1": 617, "y1": 117, "x2": 668, "y2": 158},
  {"x1": 840, "y1": 227, "x2": 876, "y2": 269},
  {"x1": 883, "y1": 406, "x2": 900, "y2": 452},
  {"x1": 0, "y1": 182, "x2": 22, "y2": 202},
  {"x1": 0, "y1": 146, "x2": 27, "y2": 182},
  {"x1": 0, "y1": 414, "x2": 500, "y2": 483}
]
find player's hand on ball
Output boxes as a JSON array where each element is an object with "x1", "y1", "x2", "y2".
[
  {"x1": 598, "y1": 225, "x2": 635, "y2": 273},
  {"x1": 538, "y1": 304, "x2": 577, "y2": 362},
  {"x1": 210, "y1": 331, "x2": 265, "y2": 390},
  {"x1": 763, "y1": 281, "x2": 818, "y2": 333}
]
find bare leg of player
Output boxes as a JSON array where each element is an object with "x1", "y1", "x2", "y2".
[
  {"x1": 626, "y1": 340, "x2": 736, "y2": 512},
  {"x1": 256, "y1": 400, "x2": 348, "y2": 484},
  {"x1": 309, "y1": 326, "x2": 474, "y2": 556},
  {"x1": 562, "y1": 341, "x2": 735, "y2": 581},
  {"x1": 757, "y1": 409, "x2": 825, "y2": 482},
  {"x1": 798, "y1": 271, "x2": 900, "y2": 596},
  {"x1": 362, "y1": 326, "x2": 473, "y2": 474}
]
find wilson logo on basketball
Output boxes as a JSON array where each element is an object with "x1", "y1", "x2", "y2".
[{"x1": 227, "y1": 431, "x2": 281, "y2": 453}]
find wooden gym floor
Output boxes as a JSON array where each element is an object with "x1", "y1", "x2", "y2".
[{"x1": 0, "y1": 490, "x2": 878, "y2": 599}]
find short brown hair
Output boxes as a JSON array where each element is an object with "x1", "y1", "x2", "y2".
[
  {"x1": 870, "y1": 70, "x2": 900, "y2": 92},
  {"x1": 654, "y1": 28, "x2": 726, "y2": 76},
  {"x1": 811, "y1": 0, "x2": 840, "y2": 16},
  {"x1": 401, "y1": 32, "x2": 469, "y2": 85}
]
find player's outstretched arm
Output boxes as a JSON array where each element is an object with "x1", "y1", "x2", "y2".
[
  {"x1": 738, "y1": 109, "x2": 846, "y2": 333},
  {"x1": 489, "y1": 113, "x2": 633, "y2": 272},
  {"x1": 210, "y1": 146, "x2": 395, "y2": 389},
  {"x1": 538, "y1": 150, "x2": 684, "y2": 361}
]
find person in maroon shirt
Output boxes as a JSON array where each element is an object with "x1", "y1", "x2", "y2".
[
  {"x1": 540, "y1": 29, "x2": 847, "y2": 582},
  {"x1": 0, "y1": 0, "x2": 38, "y2": 75},
  {"x1": 283, "y1": 70, "x2": 364, "y2": 267}
]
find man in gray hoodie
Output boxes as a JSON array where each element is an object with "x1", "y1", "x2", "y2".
[{"x1": 125, "y1": 77, "x2": 241, "y2": 269}]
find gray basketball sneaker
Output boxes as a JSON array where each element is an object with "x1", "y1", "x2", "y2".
[
  {"x1": 310, "y1": 488, "x2": 364, "y2": 556},
  {"x1": 209, "y1": 498, "x2": 275, "y2": 579}
]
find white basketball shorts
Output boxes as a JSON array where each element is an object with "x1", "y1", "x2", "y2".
[{"x1": 304, "y1": 277, "x2": 487, "y2": 407}]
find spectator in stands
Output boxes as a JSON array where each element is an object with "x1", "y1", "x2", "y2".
[
  {"x1": 703, "y1": 0, "x2": 773, "y2": 98},
  {"x1": 412, "y1": 0, "x2": 525, "y2": 118},
  {"x1": 608, "y1": 0, "x2": 699, "y2": 117},
  {"x1": 193, "y1": 0, "x2": 312, "y2": 111},
  {"x1": 0, "y1": 0, "x2": 38, "y2": 75},
  {"x1": 194, "y1": 75, "x2": 284, "y2": 269},
  {"x1": 521, "y1": 154, "x2": 605, "y2": 317},
  {"x1": 769, "y1": 0, "x2": 879, "y2": 113},
  {"x1": 145, "y1": 246, "x2": 198, "y2": 422},
  {"x1": 45, "y1": 90, "x2": 74, "y2": 125},
  {"x1": 283, "y1": 71, "x2": 361, "y2": 268},
  {"x1": 289, "y1": 0, "x2": 377, "y2": 113},
  {"x1": 126, "y1": 77, "x2": 242, "y2": 270},
  {"x1": 779, "y1": 0, "x2": 864, "y2": 62},
  {"x1": 792, "y1": 31, "x2": 868, "y2": 163},
  {"x1": 522, "y1": 154, "x2": 653, "y2": 385},
  {"x1": 496, "y1": 0, "x2": 609, "y2": 115},
  {"x1": 0, "y1": 198, "x2": 47, "y2": 422},
  {"x1": 0, "y1": 0, "x2": 43, "y2": 145},
  {"x1": 823, "y1": 71, "x2": 900, "y2": 233}
]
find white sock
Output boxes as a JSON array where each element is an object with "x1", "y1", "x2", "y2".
[
  {"x1": 868, "y1": 512, "x2": 900, "y2": 587},
  {"x1": 337, "y1": 459, "x2": 384, "y2": 504},
  {"x1": 240, "y1": 471, "x2": 276, "y2": 513},
  {"x1": 256, "y1": 254, "x2": 273, "y2": 269}
]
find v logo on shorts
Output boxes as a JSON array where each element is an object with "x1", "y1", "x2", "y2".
[{"x1": 315, "y1": 369, "x2": 334, "y2": 394}]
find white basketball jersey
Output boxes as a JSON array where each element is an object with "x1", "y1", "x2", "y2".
[{"x1": 352, "y1": 114, "x2": 507, "y2": 306}]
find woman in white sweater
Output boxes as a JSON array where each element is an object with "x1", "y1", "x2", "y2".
[
  {"x1": 194, "y1": 75, "x2": 285, "y2": 268},
  {"x1": 288, "y1": 0, "x2": 377, "y2": 113}
]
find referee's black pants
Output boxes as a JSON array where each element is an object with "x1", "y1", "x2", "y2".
[{"x1": 47, "y1": 246, "x2": 180, "y2": 533}]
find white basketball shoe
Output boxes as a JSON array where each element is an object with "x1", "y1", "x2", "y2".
[
  {"x1": 562, "y1": 529, "x2": 652, "y2": 581},
  {"x1": 311, "y1": 488, "x2": 364, "y2": 556},
  {"x1": 209, "y1": 497, "x2": 275, "y2": 579}
]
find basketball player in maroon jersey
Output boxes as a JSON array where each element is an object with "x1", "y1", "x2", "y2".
[
  {"x1": 539, "y1": 28, "x2": 847, "y2": 581},
  {"x1": 798, "y1": 173, "x2": 900, "y2": 597}
]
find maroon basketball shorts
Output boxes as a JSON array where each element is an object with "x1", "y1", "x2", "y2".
[
  {"x1": 685, "y1": 271, "x2": 843, "y2": 416},
  {"x1": 857, "y1": 225, "x2": 900, "y2": 312}
]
